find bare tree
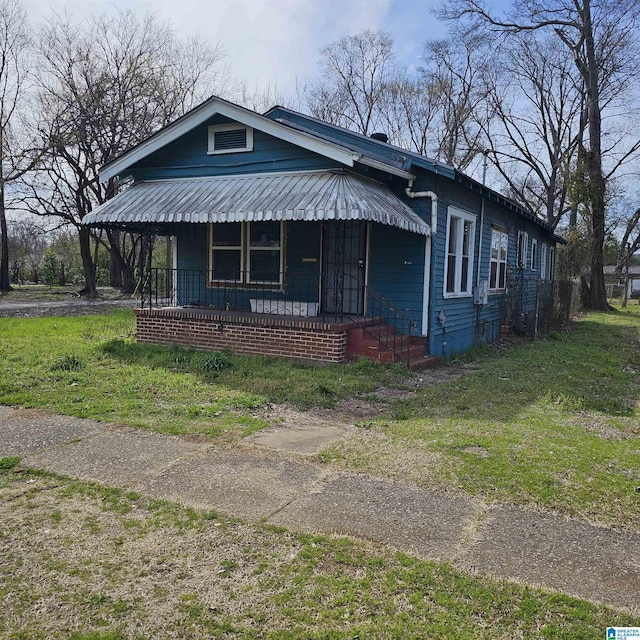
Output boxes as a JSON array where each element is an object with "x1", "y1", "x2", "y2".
[
  {"x1": 304, "y1": 29, "x2": 493, "y2": 170},
  {"x1": 378, "y1": 70, "x2": 441, "y2": 154},
  {"x1": 616, "y1": 206, "x2": 640, "y2": 268},
  {"x1": 305, "y1": 30, "x2": 395, "y2": 135},
  {"x1": 0, "y1": 0, "x2": 37, "y2": 291},
  {"x1": 234, "y1": 80, "x2": 291, "y2": 113},
  {"x1": 25, "y1": 10, "x2": 227, "y2": 295},
  {"x1": 482, "y1": 33, "x2": 585, "y2": 228},
  {"x1": 7, "y1": 216, "x2": 47, "y2": 283},
  {"x1": 423, "y1": 35, "x2": 494, "y2": 170},
  {"x1": 439, "y1": 0, "x2": 640, "y2": 309}
]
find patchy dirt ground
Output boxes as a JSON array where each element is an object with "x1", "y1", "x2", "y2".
[
  {"x1": 250, "y1": 366, "x2": 475, "y2": 427},
  {"x1": 0, "y1": 285, "x2": 138, "y2": 317}
]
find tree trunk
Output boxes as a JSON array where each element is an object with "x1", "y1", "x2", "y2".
[
  {"x1": 583, "y1": 0, "x2": 610, "y2": 311},
  {"x1": 0, "y1": 136, "x2": 13, "y2": 292},
  {"x1": 108, "y1": 229, "x2": 123, "y2": 287},
  {"x1": 78, "y1": 225, "x2": 98, "y2": 296}
]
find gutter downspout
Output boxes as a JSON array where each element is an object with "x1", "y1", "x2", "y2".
[
  {"x1": 476, "y1": 151, "x2": 488, "y2": 289},
  {"x1": 405, "y1": 183, "x2": 437, "y2": 338}
]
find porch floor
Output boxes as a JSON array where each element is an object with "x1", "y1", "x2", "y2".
[{"x1": 138, "y1": 305, "x2": 382, "y2": 331}]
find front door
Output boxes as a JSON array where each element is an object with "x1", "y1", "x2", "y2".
[{"x1": 321, "y1": 221, "x2": 367, "y2": 315}]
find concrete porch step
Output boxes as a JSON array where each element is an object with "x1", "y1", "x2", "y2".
[{"x1": 408, "y1": 355, "x2": 441, "y2": 371}]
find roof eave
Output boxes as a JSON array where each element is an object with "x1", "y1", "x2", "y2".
[{"x1": 357, "y1": 156, "x2": 416, "y2": 180}]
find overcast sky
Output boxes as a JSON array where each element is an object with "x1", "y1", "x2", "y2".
[{"x1": 22, "y1": 0, "x2": 450, "y2": 94}]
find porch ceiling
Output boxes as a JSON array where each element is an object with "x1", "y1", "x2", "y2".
[{"x1": 82, "y1": 170, "x2": 430, "y2": 236}]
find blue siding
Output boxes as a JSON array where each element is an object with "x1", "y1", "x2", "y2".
[
  {"x1": 420, "y1": 174, "x2": 557, "y2": 357},
  {"x1": 127, "y1": 115, "x2": 341, "y2": 181},
  {"x1": 177, "y1": 225, "x2": 207, "y2": 271},
  {"x1": 140, "y1": 109, "x2": 561, "y2": 359},
  {"x1": 367, "y1": 224, "x2": 425, "y2": 331}
]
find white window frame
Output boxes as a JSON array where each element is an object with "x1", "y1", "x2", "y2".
[
  {"x1": 530, "y1": 238, "x2": 538, "y2": 271},
  {"x1": 209, "y1": 221, "x2": 284, "y2": 286},
  {"x1": 207, "y1": 123, "x2": 254, "y2": 155},
  {"x1": 444, "y1": 207, "x2": 476, "y2": 298},
  {"x1": 489, "y1": 227, "x2": 508, "y2": 291},
  {"x1": 540, "y1": 244, "x2": 548, "y2": 280},
  {"x1": 517, "y1": 231, "x2": 528, "y2": 268},
  {"x1": 548, "y1": 247, "x2": 555, "y2": 281}
]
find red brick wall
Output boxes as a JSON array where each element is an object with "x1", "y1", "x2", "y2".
[{"x1": 135, "y1": 309, "x2": 349, "y2": 363}]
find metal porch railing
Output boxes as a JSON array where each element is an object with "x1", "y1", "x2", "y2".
[
  {"x1": 141, "y1": 268, "x2": 420, "y2": 366},
  {"x1": 344, "y1": 273, "x2": 419, "y2": 367}
]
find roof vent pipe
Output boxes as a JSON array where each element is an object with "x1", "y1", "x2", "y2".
[
  {"x1": 370, "y1": 132, "x2": 389, "y2": 143},
  {"x1": 405, "y1": 185, "x2": 438, "y2": 235}
]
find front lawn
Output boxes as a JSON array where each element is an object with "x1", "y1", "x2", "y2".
[
  {"x1": 323, "y1": 305, "x2": 640, "y2": 529},
  {"x1": 0, "y1": 307, "x2": 638, "y2": 527},
  {"x1": 0, "y1": 311, "x2": 406, "y2": 438}
]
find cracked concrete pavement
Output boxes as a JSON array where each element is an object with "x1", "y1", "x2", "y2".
[{"x1": 1, "y1": 405, "x2": 638, "y2": 613}]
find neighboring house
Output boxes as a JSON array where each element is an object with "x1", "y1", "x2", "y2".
[
  {"x1": 83, "y1": 96, "x2": 563, "y2": 367},
  {"x1": 604, "y1": 265, "x2": 640, "y2": 298}
]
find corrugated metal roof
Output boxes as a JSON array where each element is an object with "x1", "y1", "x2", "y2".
[{"x1": 83, "y1": 171, "x2": 430, "y2": 235}]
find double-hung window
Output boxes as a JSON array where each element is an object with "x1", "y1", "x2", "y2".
[
  {"x1": 489, "y1": 227, "x2": 508, "y2": 291},
  {"x1": 540, "y1": 244, "x2": 548, "y2": 280},
  {"x1": 530, "y1": 238, "x2": 538, "y2": 271},
  {"x1": 517, "y1": 231, "x2": 528, "y2": 268},
  {"x1": 445, "y1": 208, "x2": 475, "y2": 297},
  {"x1": 210, "y1": 221, "x2": 284, "y2": 286}
]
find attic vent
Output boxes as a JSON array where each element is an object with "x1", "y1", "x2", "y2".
[
  {"x1": 370, "y1": 132, "x2": 389, "y2": 143},
  {"x1": 208, "y1": 124, "x2": 254, "y2": 154}
]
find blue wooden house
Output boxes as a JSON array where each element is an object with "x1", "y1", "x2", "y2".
[{"x1": 84, "y1": 96, "x2": 563, "y2": 368}]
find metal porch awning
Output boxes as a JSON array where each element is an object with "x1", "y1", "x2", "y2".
[{"x1": 82, "y1": 171, "x2": 430, "y2": 236}]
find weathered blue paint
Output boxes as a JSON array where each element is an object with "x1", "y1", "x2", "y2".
[
  {"x1": 367, "y1": 224, "x2": 425, "y2": 331},
  {"x1": 171, "y1": 153, "x2": 558, "y2": 356},
  {"x1": 418, "y1": 173, "x2": 558, "y2": 357},
  {"x1": 126, "y1": 115, "x2": 341, "y2": 183}
]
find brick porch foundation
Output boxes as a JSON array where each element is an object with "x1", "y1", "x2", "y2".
[{"x1": 134, "y1": 308, "x2": 351, "y2": 363}]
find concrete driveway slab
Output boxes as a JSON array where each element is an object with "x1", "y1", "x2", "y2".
[
  {"x1": 269, "y1": 473, "x2": 484, "y2": 561},
  {"x1": 250, "y1": 425, "x2": 349, "y2": 454},
  {"x1": 21, "y1": 426, "x2": 204, "y2": 486},
  {"x1": 0, "y1": 407, "x2": 106, "y2": 456},
  {"x1": 139, "y1": 448, "x2": 326, "y2": 522},
  {"x1": 460, "y1": 505, "x2": 640, "y2": 611}
]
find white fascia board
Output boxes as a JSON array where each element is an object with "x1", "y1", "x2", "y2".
[
  {"x1": 99, "y1": 98, "x2": 359, "y2": 184},
  {"x1": 357, "y1": 156, "x2": 416, "y2": 180}
]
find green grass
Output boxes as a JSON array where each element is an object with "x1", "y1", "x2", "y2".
[
  {"x1": 1, "y1": 307, "x2": 639, "y2": 526},
  {"x1": 0, "y1": 467, "x2": 635, "y2": 639},
  {"x1": 325, "y1": 305, "x2": 640, "y2": 528},
  {"x1": 0, "y1": 311, "x2": 406, "y2": 438}
]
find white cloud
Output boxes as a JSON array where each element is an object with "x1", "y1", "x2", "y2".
[{"x1": 23, "y1": 0, "x2": 447, "y2": 94}]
